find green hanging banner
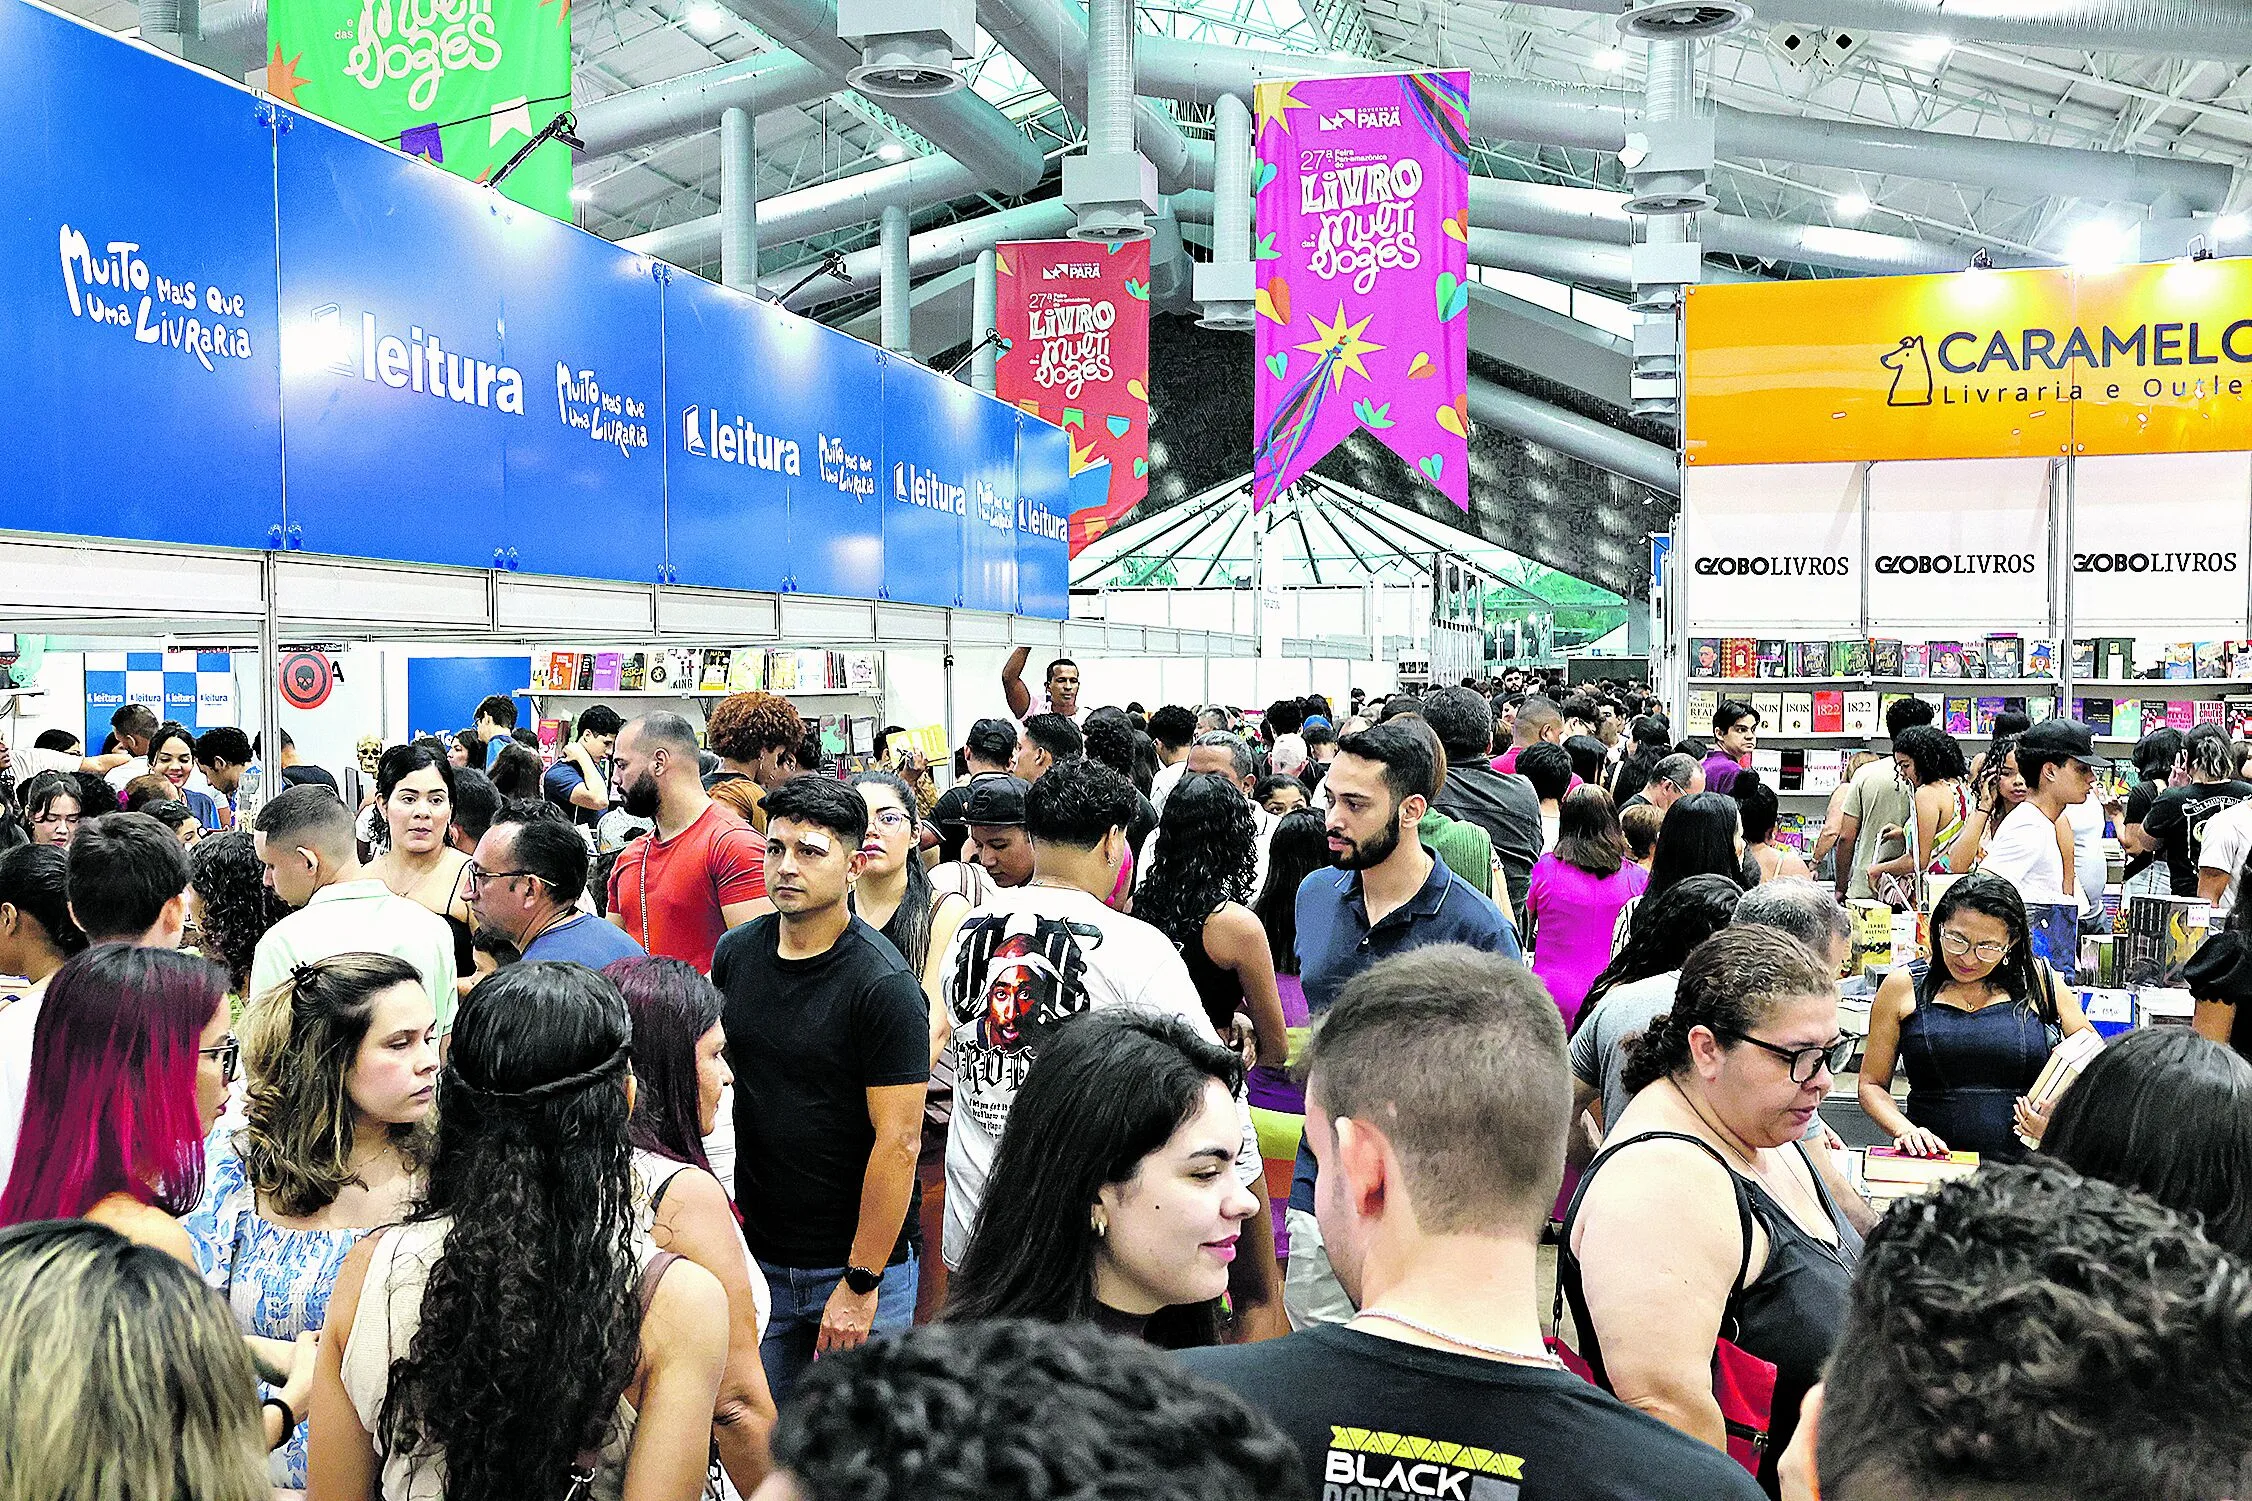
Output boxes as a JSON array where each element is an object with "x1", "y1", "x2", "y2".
[{"x1": 264, "y1": 0, "x2": 574, "y2": 219}]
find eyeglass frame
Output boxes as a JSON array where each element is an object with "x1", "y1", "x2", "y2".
[
  {"x1": 464, "y1": 864, "x2": 544, "y2": 891},
  {"x1": 1715, "y1": 1028, "x2": 1854, "y2": 1085},
  {"x1": 867, "y1": 808, "x2": 916, "y2": 831},
  {"x1": 199, "y1": 1036, "x2": 241, "y2": 1085},
  {"x1": 1937, "y1": 929, "x2": 2010, "y2": 963}
]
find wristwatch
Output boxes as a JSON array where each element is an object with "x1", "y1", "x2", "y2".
[{"x1": 842, "y1": 1264, "x2": 883, "y2": 1296}]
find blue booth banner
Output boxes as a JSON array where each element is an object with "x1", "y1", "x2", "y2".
[{"x1": 0, "y1": 0, "x2": 1069, "y2": 620}]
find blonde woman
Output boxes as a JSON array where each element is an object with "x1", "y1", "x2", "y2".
[
  {"x1": 185, "y1": 952, "x2": 439, "y2": 1487},
  {"x1": 0, "y1": 1220, "x2": 270, "y2": 1501}
]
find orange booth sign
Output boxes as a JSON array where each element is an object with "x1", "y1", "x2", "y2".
[{"x1": 1685, "y1": 258, "x2": 2252, "y2": 467}]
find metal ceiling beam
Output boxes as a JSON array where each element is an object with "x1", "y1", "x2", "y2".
[
  {"x1": 1466, "y1": 375, "x2": 1679, "y2": 494},
  {"x1": 620, "y1": 156, "x2": 983, "y2": 265},
  {"x1": 760, "y1": 198, "x2": 1079, "y2": 307},
  {"x1": 576, "y1": 52, "x2": 838, "y2": 159}
]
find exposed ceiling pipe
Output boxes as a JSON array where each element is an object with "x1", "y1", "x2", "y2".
[
  {"x1": 762, "y1": 199, "x2": 1080, "y2": 307},
  {"x1": 880, "y1": 204, "x2": 913, "y2": 350},
  {"x1": 1064, "y1": 0, "x2": 1157, "y2": 239},
  {"x1": 977, "y1": 0, "x2": 1206, "y2": 192},
  {"x1": 1518, "y1": 0, "x2": 2252, "y2": 60},
  {"x1": 715, "y1": 0, "x2": 1044, "y2": 192},
  {"x1": 191, "y1": 0, "x2": 262, "y2": 69},
  {"x1": 137, "y1": 0, "x2": 183, "y2": 53},
  {"x1": 721, "y1": 107, "x2": 761, "y2": 291},
  {"x1": 1193, "y1": 91, "x2": 1253, "y2": 328},
  {"x1": 619, "y1": 155, "x2": 980, "y2": 266},
  {"x1": 1468, "y1": 377, "x2": 1679, "y2": 494},
  {"x1": 1132, "y1": 34, "x2": 2230, "y2": 210},
  {"x1": 575, "y1": 54, "x2": 836, "y2": 160}
]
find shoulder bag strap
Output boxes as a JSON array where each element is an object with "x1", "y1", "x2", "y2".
[
  {"x1": 566, "y1": 1252, "x2": 685, "y2": 1498},
  {"x1": 1556, "y1": 1130, "x2": 1757, "y2": 1328}
]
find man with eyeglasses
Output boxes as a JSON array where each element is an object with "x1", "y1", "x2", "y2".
[{"x1": 468, "y1": 804, "x2": 644, "y2": 969}]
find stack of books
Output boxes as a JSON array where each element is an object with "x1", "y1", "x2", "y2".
[
  {"x1": 1861, "y1": 1147, "x2": 1980, "y2": 1214},
  {"x1": 1690, "y1": 634, "x2": 2055, "y2": 681},
  {"x1": 2016, "y1": 1029, "x2": 2105, "y2": 1149}
]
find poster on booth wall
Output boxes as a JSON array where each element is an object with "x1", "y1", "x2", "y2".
[
  {"x1": 263, "y1": 0, "x2": 574, "y2": 219},
  {"x1": 995, "y1": 240, "x2": 1150, "y2": 556},
  {"x1": 1252, "y1": 70, "x2": 1471, "y2": 512}
]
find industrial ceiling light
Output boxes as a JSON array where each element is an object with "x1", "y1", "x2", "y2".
[
  {"x1": 876, "y1": 140, "x2": 908, "y2": 161},
  {"x1": 683, "y1": 1, "x2": 731, "y2": 40},
  {"x1": 1592, "y1": 47, "x2": 1627, "y2": 69},
  {"x1": 2066, "y1": 220, "x2": 2130, "y2": 268},
  {"x1": 1618, "y1": 0, "x2": 1750, "y2": 41},
  {"x1": 840, "y1": 0, "x2": 975, "y2": 96},
  {"x1": 1834, "y1": 190, "x2": 1871, "y2": 221}
]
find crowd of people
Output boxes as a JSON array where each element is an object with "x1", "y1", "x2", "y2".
[{"x1": 0, "y1": 659, "x2": 2247, "y2": 1500}]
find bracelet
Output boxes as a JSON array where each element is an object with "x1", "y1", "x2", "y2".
[{"x1": 262, "y1": 1396, "x2": 298, "y2": 1450}]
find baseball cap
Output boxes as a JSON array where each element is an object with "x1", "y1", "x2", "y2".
[
  {"x1": 2019, "y1": 718, "x2": 2102, "y2": 766},
  {"x1": 964, "y1": 775, "x2": 1031, "y2": 828}
]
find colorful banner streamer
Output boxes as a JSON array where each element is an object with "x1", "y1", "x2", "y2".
[
  {"x1": 995, "y1": 238, "x2": 1151, "y2": 555},
  {"x1": 1252, "y1": 70, "x2": 1471, "y2": 511}
]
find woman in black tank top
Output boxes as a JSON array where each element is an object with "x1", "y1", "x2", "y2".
[
  {"x1": 1559, "y1": 928, "x2": 1866, "y2": 1497},
  {"x1": 1134, "y1": 774, "x2": 1288, "y2": 1067}
]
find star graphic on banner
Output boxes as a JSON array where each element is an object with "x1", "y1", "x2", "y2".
[
  {"x1": 1254, "y1": 79, "x2": 1307, "y2": 136},
  {"x1": 542, "y1": 0, "x2": 572, "y2": 23},
  {"x1": 265, "y1": 44, "x2": 308, "y2": 106},
  {"x1": 490, "y1": 97, "x2": 534, "y2": 146},
  {"x1": 1297, "y1": 303, "x2": 1385, "y2": 389}
]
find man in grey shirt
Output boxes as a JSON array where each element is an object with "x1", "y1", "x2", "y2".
[
  {"x1": 1833, "y1": 697, "x2": 1934, "y2": 902},
  {"x1": 1571, "y1": 878, "x2": 1852, "y2": 1135}
]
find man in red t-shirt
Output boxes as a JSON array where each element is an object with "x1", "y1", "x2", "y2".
[{"x1": 607, "y1": 711, "x2": 771, "y2": 972}]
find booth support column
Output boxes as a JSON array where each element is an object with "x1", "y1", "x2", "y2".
[
  {"x1": 255, "y1": 553, "x2": 283, "y2": 822},
  {"x1": 720, "y1": 106, "x2": 760, "y2": 294}
]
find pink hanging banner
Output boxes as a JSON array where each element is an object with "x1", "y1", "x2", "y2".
[
  {"x1": 994, "y1": 239, "x2": 1152, "y2": 556},
  {"x1": 1252, "y1": 70, "x2": 1472, "y2": 511}
]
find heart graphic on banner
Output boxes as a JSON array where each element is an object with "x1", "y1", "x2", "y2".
[
  {"x1": 1106, "y1": 415, "x2": 1131, "y2": 437},
  {"x1": 1124, "y1": 279, "x2": 1149, "y2": 300},
  {"x1": 1133, "y1": 458, "x2": 1149, "y2": 477},
  {"x1": 1256, "y1": 275, "x2": 1293, "y2": 325},
  {"x1": 1126, "y1": 378, "x2": 1148, "y2": 402},
  {"x1": 1253, "y1": 160, "x2": 1277, "y2": 192},
  {"x1": 1407, "y1": 351, "x2": 1435, "y2": 380},
  {"x1": 1442, "y1": 209, "x2": 1469, "y2": 241},
  {"x1": 1256, "y1": 232, "x2": 1278, "y2": 261},
  {"x1": 1417, "y1": 453, "x2": 1445, "y2": 483},
  {"x1": 1435, "y1": 396, "x2": 1467, "y2": 437},
  {"x1": 1435, "y1": 273, "x2": 1469, "y2": 322},
  {"x1": 1264, "y1": 351, "x2": 1289, "y2": 379}
]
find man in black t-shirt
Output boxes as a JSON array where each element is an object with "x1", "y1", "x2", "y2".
[
  {"x1": 928, "y1": 717, "x2": 1018, "y2": 862},
  {"x1": 2140, "y1": 725, "x2": 2251, "y2": 896},
  {"x1": 1183, "y1": 945, "x2": 1762, "y2": 1501},
  {"x1": 712, "y1": 774, "x2": 929, "y2": 1404}
]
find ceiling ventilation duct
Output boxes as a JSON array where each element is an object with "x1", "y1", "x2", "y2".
[
  {"x1": 1619, "y1": 0, "x2": 1750, "y2": 40},
  {"x1": 1064, "y1": 0, "x2": 1158, "y2": 240},
  {"x1": 838, "y1": 0, "x2": 977, "y2": 95}
]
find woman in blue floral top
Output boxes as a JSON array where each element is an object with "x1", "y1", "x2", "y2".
[{"x1": 186, "y1": 951, "x2": 438, "y2": 1488}]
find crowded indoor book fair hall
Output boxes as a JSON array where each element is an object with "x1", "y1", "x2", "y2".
[{"x1": 12, "y1": 0, "x2": 2252, "y2": 1493}]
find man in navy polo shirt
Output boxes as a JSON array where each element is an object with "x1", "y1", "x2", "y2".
[{"x1": 1288, "y1": 719, "x2": 1522, "y2": 1328}]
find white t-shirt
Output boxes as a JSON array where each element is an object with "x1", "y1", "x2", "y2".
[
  {"x1": 1148, "y1": 757, "x2": 1189, "y2": 814},
  {"x1": 0, "y1": 977, "x2": 50, "y2": 1182},
  {"x1": 1981, "y1": 802, "x2": 2075, "y2": 910},
  {"x1": 2066, "y1": 789, "x2": 2107, "y2": 917},
  {"x1": 2200, "y1": 798, "x2": 2252, "y2": 919},
  {"x1": 937, "y1": 882, "x2": 1259, "y2": 1267}
]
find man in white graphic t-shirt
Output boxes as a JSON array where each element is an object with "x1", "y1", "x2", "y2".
[{"x1": 934, "y1": 757, "x2": 1282, "y2": 1333}]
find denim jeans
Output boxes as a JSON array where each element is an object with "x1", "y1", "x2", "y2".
[{"x1": 757, "y1": 1256, "x2": 919, "y2": 1404}]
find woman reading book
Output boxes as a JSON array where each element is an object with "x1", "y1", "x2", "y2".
[{"x1": 1858, "y1": 874, "x2": 2091, "y2": 1162}]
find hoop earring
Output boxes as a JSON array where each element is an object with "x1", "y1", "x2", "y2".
[{"x1": 1090, "y1": 1209, "x2": 1107, "y2": 1238}]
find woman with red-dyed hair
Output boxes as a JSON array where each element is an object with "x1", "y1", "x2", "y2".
[{"x1": 0, "y1": 944, "x2": 235, "y2": 1268}]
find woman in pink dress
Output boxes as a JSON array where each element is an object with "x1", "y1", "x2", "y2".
[{"x1": 1525, "y1": 786, "x2": 1649, "y2": 1027}]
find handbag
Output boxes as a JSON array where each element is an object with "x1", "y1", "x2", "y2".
[{"x1": 1551, "y1": 1132, "x2": 1779, "y2": 1479}]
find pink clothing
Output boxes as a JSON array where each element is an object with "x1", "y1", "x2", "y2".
[
  {"x1": 1490, "y1": 745, "x2": 1586, "y2": 791},
  {"x1": 1524, "y1": 853, "x2": 1648, "y2": 1025}
]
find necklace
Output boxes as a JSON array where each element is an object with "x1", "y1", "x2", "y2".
[{"x1": 1353, "y1": 1309, "x2": 1563, "y2": 1368}]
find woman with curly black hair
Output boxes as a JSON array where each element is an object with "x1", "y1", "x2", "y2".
[
  {"x1": 186, "y1": 831, "x2": 288, "y2": 999},
  {"x1": 946, "y1": 1011, "x2": 1259, "y2": 1348},
  {"x1": 307, "y1": 962, "x2": 728, "y2": 1501},
  {"x1": 1134, "y1": 774, "x2": 1287, "y2": 1068}
]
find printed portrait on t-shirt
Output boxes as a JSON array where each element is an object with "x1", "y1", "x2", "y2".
[
  {"x1": 946, "y1": 911, "x2": 1105, "y2": 1138},
  {"x1": 975, "y1": 935, "x2": 1057, "y2": 1050}
]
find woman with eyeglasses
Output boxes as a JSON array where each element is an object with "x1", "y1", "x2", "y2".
[
  {"x1": 20, "y1": 769, "x2": 81, "y2": 849},
  {"x1": 1560, "y1": 926, "x2": 1863, "y2": 1493},
  {"x1": 183, "y1": 953, "x2": 438, "y2": 1489},
  {"x1": 1856, "y1": 872, "x2": 2089, "y2": 1162},
  {"x1": 849, "y1": 771, "x2": 969, "y2": 1007},
  {"x1": 366, "y1": 744, "x2": 475, "y2": 984}
]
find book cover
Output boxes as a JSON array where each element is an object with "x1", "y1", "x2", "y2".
[
  {"x1": 1780, "y1": 747, "x2": 1806, "y2": 790},
  {"x1": 1812, "y1": 690, "x2": 1845, "y2": 733},
  {"x1": 797, "y1": 649, "x2": 834, "y2": 690},
  {"x1": 619, "y1": 652, "x2": 647, "y2": 693},
  {"x1": 2083, "y1": 698, "x2": 2115, "y2": 736},
  {"x1": 1751, "y1": 748, "x2": 1782, "y2": 783},
  {"x1": 1751, "y1": 692, "x2": 1784, "y2": 731},
  {"x1": 1960, "y1": 640, "x2": 1987, "y2": 679},
  {"x1": 2027, "y1": 640, "x2": 2056, "y2": 680},
  {"x1": 1805, "y1": 749, "x2": 1845, "y2": 793},
  {"x1": 642, "y1": 649, "x2": 676, "y2": 690},
  {"x1": 1900, "y1": 642, "x2": 1928, "y2": 678},
  {"x1": 591, "y1": 652, "x2": 623, "y2": 692},
  {"x1": 765, "y1": 649, "x2": 799, "y2": 693},
  {"x1": 1929, "y1": 640, "x2": 1964, "y2": 677},
  {"x1": 1790, "y1": 640, "x2": 1829, "y2": 678},
  {"x1": 1832, "y1": 639, "x2": 1871, "y2": 677},
  {"x1": 726, "y1": 650, "x2": 763, "y2": 693},
  {"x1": 2071, "y1": 639, "x2": 2098, "y2": 679},
  {"x1": 1868, "y1": 638, "x2": 1903, "y2": 676},
  {"x1": 819, "y1": 715, "x2": 849, "y2": 756},
  {"x1": 1723, "y1": 638, "x2": 1757, "y2": 679},
  {"x1": 2002, "y1": 695, "x2": 2028, "y2": 718},
  {"x1": 2125, "y1": 895, "x2": 2213, "y2": 986},
  {"x1": 2165, "y1": 642, "x2": 2196, "y2": 680},
  {"x1": 574, "y1": 653, "x2": 596, "y2": 692},
  {"x1": 536, "y1": 718, "x2": 565, "y2": 763},
  {"x1": 2230, "y1": 698, "x2": 2252, "y2": 737},
  {"x1": 1690, "y1": 638, "x2": 1722, "y2": 677},
  {"x1": 1689, "y1": 689, "x2": 1719, "y2": 728},
  {"x1": 1974, "y1": 695, "x2": 2006, "y2": 735},
  {"x1": 2102, "y1": 637, "x2": 2137, "y2": 679},
  {"x1": 1842, "y1": 691, "x2": 1878, "y2": 736},
  {"x1": 2017, "y1": 1030, "x2": 2106, "y2": 1149},
  {"x1": 1756, "y1": 640, "x2": 1787, "y2": 678},
  {"x1": 2167, "y1": 700, "x2": 2196, "y2": 729},
  {"x1": 694, "y1": 650, "x2": 730, "y2": 691},
  {"x1": 2233, "y1": 642, "x2": 2252, "y2": 680},
  {"x1": 1985, "y1": 634, "x2": 2024, "y2": 677},
  {"x1": 1863, "y1": 1147, "x2": 1981, "y2": 1188},
  {"x1": 1945, "y1": 696, "x2": 1973, "y2": 735},
  {"x1": 1782, "y1": 693, "x2": 1813, "y2": 735},
  {"x1": 2031, "y1": 696, "x2": 2059, "y2": 722},
  {"x1": 2198, "y1": 640, "x2": 2228, "y2": 680},
  {"x1": 546, "y1": 651, "x2": 580, "y2": 693},
  {"x1": 529, "y1": 653, "x2": 553, "y2": 692},
  {"x1": 848, "y1": 715, "x2": 878, "y2": 756},
  {"x1": 845, "y1": 651, "x2": 882, "y2": 692},
  {"x1": 2197, "y1": 699, "x2": 2228, "y2": 726},
  {"x1": 2111, "y1": 700, "x2": 2143, "y2": 741}
]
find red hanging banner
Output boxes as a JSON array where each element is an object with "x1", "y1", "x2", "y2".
[{"x1": 995, "y1": 239, "x2": 1151, "y2": 555}]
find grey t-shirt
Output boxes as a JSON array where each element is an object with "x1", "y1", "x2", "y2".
[
  {"x1": 1568, "y1": 969, "x2": 1680, "y2": 1131},
  {"x1": 1840, "y1": 758, "x2": 1911, "y2": 901}
]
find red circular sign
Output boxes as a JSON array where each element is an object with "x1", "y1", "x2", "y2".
[{"x1": 279, "y1": 651, "x2": 334, "y2": 710}]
